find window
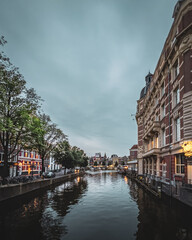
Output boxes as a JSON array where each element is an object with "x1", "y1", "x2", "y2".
[
  {"x1": 161, "y1": 82, "x2": 165, "y2": 97},
  {"x1": 161, "y1": 104, "x2": 165, "y2": 119},
  {"x1": 175, "y1": 117, "x2": 180, "y2": 141},
  {"x1": 175, "y1": 154, "x2": 185, "y2": 174},
  {"x1": 155, "y1": 113, "x2": 159, "y2": 121},
  {"x1": 162, "y1": 128, "x2": 166, "y2": 146},
  {"x1": 155, "y1": 135, "x2": 159, "y2": 148},
  {"x1": 151, "y1": 138, "x2": 154, "y2": 149},
  {"x1": 174, "y1": 87, "x2": 180, "y2": 106},
  {"x1": 173, "y1": 60, "x2": 179, "y2": 79},
  {"x1": 155, "y1": 96, "x2": 158, "y2": 107}
]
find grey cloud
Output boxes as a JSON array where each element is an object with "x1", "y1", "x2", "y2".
[{"x1": 0, "y1": 0, "x2": 177, "y2": 156}]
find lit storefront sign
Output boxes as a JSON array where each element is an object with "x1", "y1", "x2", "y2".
[{"x1": 182, "y1": 141, "x2": 192, "y2": 157}]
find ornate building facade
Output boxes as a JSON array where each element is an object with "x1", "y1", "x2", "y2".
[{"x1": 136, "y1": 0, "x2": 192, "y2": 189}]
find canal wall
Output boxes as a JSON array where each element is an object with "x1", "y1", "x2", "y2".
[
  {"x1": 125, "y1": 172, "x2": 192, "y2": 208},
  {"x1": 0, "y1": 173, "x2": 83, "y2": 203}
]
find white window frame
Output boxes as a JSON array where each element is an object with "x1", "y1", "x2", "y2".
[
  {"x1": 175, "y1": 154, "x2": 185, "y2": 175},
  {"x1": 162, "y1": 128, "x2": 166, "y2": 147},
  {"x1": 175, "y1": 117, "x2": 180, "y2": 142},
  {"x1": 161, "y1": 104, "x2": 165, "y2": 119}
]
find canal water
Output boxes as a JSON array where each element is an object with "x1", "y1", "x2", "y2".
[{"x1": 0, "y1": 171, "x2": 192, "y2": 240}]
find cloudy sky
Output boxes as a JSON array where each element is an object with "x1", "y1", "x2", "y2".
[{"x1": 0, "y1": 0, "x2": 177, "y2": 157}]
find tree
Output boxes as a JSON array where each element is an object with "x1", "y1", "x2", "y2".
[
  {"x1": 30, "y1": 113, "x2": 66, "y2": 173},
  {"x1": 108, "y1": 161, "x2": 112, "y2": 166},
  {"x1": 102, "y1": 161, "x2": 106, "y2": 166},
  {"x1": 94, "y1": 162, "x2": 98, "y2": 166},
  {"x1": 115, "y1": 161, "x2": 118, "y2": 167},
  {"x1": 53, "y1": 140, "x2": 75, "y2": 174},
  {"x1": 0, "y1": 37, "x2": 41, "y2": 177},
  {"x1": 71, "y1": 147, "x2": 88, "y2": 167}
]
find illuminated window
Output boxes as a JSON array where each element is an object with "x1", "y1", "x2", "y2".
[
  {"x1": 155, "y1": 135, "x2": 159, "y2": 148},
  {"x1": 175, "y1": 154, "x2": 185, "y2": 174}
]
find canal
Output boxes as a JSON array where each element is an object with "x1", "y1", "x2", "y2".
[{"x1": 0, "y1": 171, "x2": 192, "y2": 240}]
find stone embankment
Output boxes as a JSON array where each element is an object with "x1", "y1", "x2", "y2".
[
  {"x1": 0, "y1": 173, "x2": 83, "y2": 203},
  {"x1": 124, "y1": 171, "x2": 192, "y2": 207}
]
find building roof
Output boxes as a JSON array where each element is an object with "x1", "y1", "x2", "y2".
[{"x1": 130, "y1": 144, "x2": 138, "y2": 150}]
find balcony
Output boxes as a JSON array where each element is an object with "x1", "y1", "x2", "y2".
[
  {"x1": 143, "y1": 121, "x2": 160, "y2": 140},
  {"x1": 143, "y1": 148, "x2": 161, "y2": 157}
]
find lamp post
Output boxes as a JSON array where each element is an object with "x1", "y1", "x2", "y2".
[{"x1": 182, "y1": 141, "x2": 192, "y2": 157}]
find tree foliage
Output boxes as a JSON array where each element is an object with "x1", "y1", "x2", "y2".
[
  {"x1": 0, "y1": 36, "x2": 88, "y2": 177},
  {"x1": 29, "y1": 113, "x2": 67, "y2": 172},
  {"x1": 0, "y1": 37, "x2": 41, "y2": 177},
  {"x1": 54, "y1": 142, "x2": 88, "y2": 171}
]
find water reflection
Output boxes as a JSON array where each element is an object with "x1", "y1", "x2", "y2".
[
  {"x1": 126, "y1": 178, "x2": 192, "y2": 240},
  {"x1": 1, "y1": 173, "x2": 192, "y2": 240},
  {"x1": 0, "y1": 176, "x2": 87, "y2": 240}
]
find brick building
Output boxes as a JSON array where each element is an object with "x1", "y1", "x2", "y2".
[
  {"x1": 18, "y1": 150, "x2": 42, "y2": 176},
  {"x1": 136, "y1": 0, "x2": 192, "y2": 190},
  {"x1": 129, "y1": 145, "x2": 138, "y2": 161}
]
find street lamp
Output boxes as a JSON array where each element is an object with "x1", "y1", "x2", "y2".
[{"x1": 182, "y1": 141, "x2": 192, "y2": 157}]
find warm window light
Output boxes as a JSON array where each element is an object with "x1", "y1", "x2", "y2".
[{"x1": 182, "y1": 141, "x2": 192, "y2": 157}]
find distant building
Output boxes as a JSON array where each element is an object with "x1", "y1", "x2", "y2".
[
  {"x1": 92, "y1": 153, "x2": 107, "y2": 166},
  {"x1": 111, "y1": 154, "x2": 118, "y2": 166},
  {"x1": 18, "y1": 150, "x2": 42, "y2": 176},
  {"x1": 129, "y1": 145, "x2": 138, "y2": 161},
  {"x1": 127, "y1": 145, "x2": 138, "y2": 172}
]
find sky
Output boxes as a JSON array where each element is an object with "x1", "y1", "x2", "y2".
[{"x1": 0, "y1": 0, "x2": 177, "y2": 157}]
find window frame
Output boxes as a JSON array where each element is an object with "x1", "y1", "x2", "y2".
[
  {"x1": 175, "y1": 117, "x2": 180, "y2": 142},
  {"x1": 175, "y1": 154, "x2": 185, "y2": 175}
]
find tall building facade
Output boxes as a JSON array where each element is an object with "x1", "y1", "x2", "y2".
[{"x1": 136, "y1": 0, "x2": 192, "y2": 189}]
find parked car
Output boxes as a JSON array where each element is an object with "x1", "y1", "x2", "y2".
[
  {"x1": 47, "y1": 172, "x2": 55, "y2": 178},
  {"x1": 42, "y1": 172, "x2": 55, "y2": 178}
]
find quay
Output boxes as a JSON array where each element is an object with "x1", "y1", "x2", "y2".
[
  {"x1": 0, "y1": 172, "x2": 84, "y2": 203},
  {"x1": 123, "y1": 170, "x2": 192, "y2": 208},
  {"x1": 125, "y1": 171, "x2": 160, "y2": 198}
]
